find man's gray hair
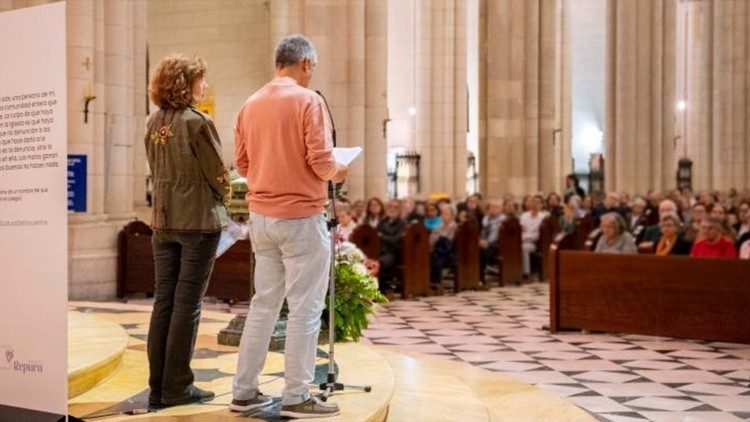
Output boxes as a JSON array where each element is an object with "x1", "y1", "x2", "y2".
[{"x1": 275, "y1": 34, "x2": 318, "y2": 69}]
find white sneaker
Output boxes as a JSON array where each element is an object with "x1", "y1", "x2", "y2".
[{"x1": 279, "y1": 395, "x2": 340, "y2": 419}]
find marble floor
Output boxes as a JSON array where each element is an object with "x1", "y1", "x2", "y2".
[{"x1": 360, "y1": 283, "x2": 750, "y2": 422}]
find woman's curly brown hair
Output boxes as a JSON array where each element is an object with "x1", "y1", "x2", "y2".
[{"x1": 149, "y1": 54, "x2": 206, "y2": 110}]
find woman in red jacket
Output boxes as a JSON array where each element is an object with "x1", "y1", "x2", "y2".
[{"x1": 690, "y1": 218, "x2": 737, "y2": 259}]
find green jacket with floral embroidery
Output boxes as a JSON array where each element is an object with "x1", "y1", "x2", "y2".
[{"x1": 145, "y1": 107, "x2": 230, "y2": 233}]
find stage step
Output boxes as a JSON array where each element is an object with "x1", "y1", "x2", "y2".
[
  {"x1": 375, "y1": 346, "x2": 593, "y2": 422},
  {"x1": 68, "y1": 311, "x2": 129, "y2": 398}
]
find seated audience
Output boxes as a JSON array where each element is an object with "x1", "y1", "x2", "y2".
[
  {"x1": 595, "y1": 212, "x2": 637, "y2": 254},
  {"x1": 377, "y1": 199, "x2": 406, "y2": 292},
  {"x1": 638, "y1": 199, "x2": 677, "y2": 249},
  {"x1": 683, "y1": 203, "x2": 706, "y2": 242},
  {"x1": 407, "y1": 200, "x2": 427, "y2": 224},
  {"x1": 424, "y1": 202, "x2": 442, "y2": 231},
  {"x1": 559, "y1": 195, "x2": 582, "y2": 234},
  {"x1": 351, "y1": 199, "x2": 365, "y2": 223},
  {"x1": 335, "y1": 201, "x2": 358, "y2": 242},
  {"x1": 581, "y1": 195, "x2": 593, "y2": 216},
  {"x1": 690, "y1": 217, "x2": 737, "y2": 259},
  {"x1": 504, "y1": 197, "x2": 519, "y2": 218},
  {"x1": 458, "y1": 193, "x2": 484, "y2": 224},
  {"x1": 628, "y1": 197, "x2": 647, "y2": 231},
  {"x1": 655, "y1": 212, "x2": 692, "y2": 256},
  {"x1": 709, "y1": 203, "x2": 737, "y2": 241},
  {"x1": 429, "y1": 203, "x2": 458, "y2": 286},
  {"x1": 593, "y1": 192, "x2": 626, "y2": 224},
  {"x1": 520, "y1": 195, "x2": 548, "y2": 278},
  {"x1": 546, "y1": 193, "x2": 564, "y2": 219},
  {"x1": 362, "y1": 197, "x2": 385, "y2": 228},
  {"x1": 479, "y1": 199, "x2": 505, "y2": 281}
]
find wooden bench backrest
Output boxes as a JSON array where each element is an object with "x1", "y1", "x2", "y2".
[
  {"x1": 537, "y1": 215, "x2": 559, "y2": 280},
  {"x1": 349, "y1": 224, "x2": 381, "y2": 260},
  {"x1": 549, "y1": 250, "x2": 750, "y2": 343},
  {"x1": 574, "y1": 214, "x2": 595, "y2": 249},
  {"x1": 498, "y1": 216, "x2": 522, "y2": 284},
  {"x1": 454, "y1": 220, "x2": 480, "y2": 291},
  {"x1": 401, "y1": 222, "x2": 431, "y2": 298}
]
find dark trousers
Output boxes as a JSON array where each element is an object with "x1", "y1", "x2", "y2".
[
  {"x1": 430, "y1": 237, "x2": 455, "y2": 285},
  {"x1": 147, "y1": 231, "x2": 221, "y2": 403},
  {"x1": 378, "y1": 250, "x2": 400, "y2": 292},
  {"x1": 480, "y1": 244, "x2": 498, "y2": 282}
]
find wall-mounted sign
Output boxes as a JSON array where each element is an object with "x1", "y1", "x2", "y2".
[{"x1": 67, "y1": 155, "x2": 87, "y2": 213}]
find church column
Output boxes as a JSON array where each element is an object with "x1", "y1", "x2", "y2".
[
  {"x1": 605, "y1": 0, "x2": 676, "y2": 194},
  {"x1": 364, "y1": 0, "x2": 388, "y2": 199},
  {"x1": 480, "y1": 0, "x2": 563, "y2": 198}
]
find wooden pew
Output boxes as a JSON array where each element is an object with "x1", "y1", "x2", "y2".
[
  {"x1": 535, "y1": 215, "x2": 559, "y2": 281},
  {"x1": 574, "y1": 214, "x2": 595, "y2": 249},
  {"x1": 548, "y1": 249, "x2": 750, "y2": 343},
  {"x1": 400, "y1": 222, "x2": 431, "y2": 299},
  {"x1": 117, "y1": 221, "x2": 253, "y2": 302},
  {"x1": 454, "y1": 219, "x2": 481, "y2": 292},
  {"x1": 497, "y1": 216, "x2": 523, "y2": 285},
  {"x1": 349, "y1": 224, "x2": 381, "y2": 260}
]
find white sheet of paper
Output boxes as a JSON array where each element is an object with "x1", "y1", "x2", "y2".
[
  {"x1": 216, "y1": 219, "x2": 247, "y2": 258},
  {"x1": 333, "y1": 147, "x2": 363, "y2": 166}
]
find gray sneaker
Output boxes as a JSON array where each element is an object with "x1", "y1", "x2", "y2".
[
  {"x1": 229, "y1": 391, "x2": 274, "y2": 412},
  {"x1": 280, "y1": 395, "x2": 340, "y2": 419}
]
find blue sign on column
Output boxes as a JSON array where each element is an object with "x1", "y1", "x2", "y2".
[{"x1": 67, "y1": 155, "x2": 87, "y2": 213}]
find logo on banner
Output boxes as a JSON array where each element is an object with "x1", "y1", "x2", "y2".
[{"x1": 0, "y1": 346, "x2": 43, "y2": 374}]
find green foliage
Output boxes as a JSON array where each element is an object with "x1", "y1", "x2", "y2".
[{"x1": 325, "y1": 260, "x2": 387, "y2": 342}]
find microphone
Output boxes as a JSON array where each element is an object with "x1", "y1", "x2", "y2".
[{"x1": 315, "y1": 90, "x2": 337, "y2": 147}]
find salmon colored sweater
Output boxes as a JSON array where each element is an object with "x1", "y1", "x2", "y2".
[{"x1": 235, "y1": 77, "x2": 342, "y2": 219}]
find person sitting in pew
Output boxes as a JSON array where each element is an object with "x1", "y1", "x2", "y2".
[
  {"x1": 638, "y1": 199, "x2": 678, "y2": 250},
  {"x1": 683, "y1": 203, "x2": 706, "y2": 243},
  {"x1": 424, "y1": 201, "x2": 442, "y2": 232},
  {"x1": 520, "y1": 195, "x2": 548, "y2": 278},
  {"x1": 739, "y1": 238, "x2": 750, "y2": 259},
  {"x1": 362, "y1": 197, "x2": 385, "y2": 228},
  {"x1": 559, "y1": 195, "x2": 582, "y2": 234},
  {"x1": 429, "y1": 203, "x2": 458, "y2": 286},
  {"x1": 734, "y1": 200, "x2": 749, "y2": 240},
  {"x1": 377, "y1": 199, "x2": 407, "y2": 292},
  {"x1": 655, "y1": 213, "x2": 692, "y2": 256},
  {"x1": 594, "y1": 212, "x2": 637, "y2": 254},
  {"x1": 628, "y1": 196, "x2": 648, "y2": 232},
  {"x1": 479, "y1": 199, "x2": 505, "y2": 281},
  {"x1": 690, "y1": 217, "x2": 737, "y2": 259},
  {"x1": 709, "y1": 203, "x2": 737, "y2": 241},
  {"x1": 335, "y1": 201, "x2": 358, "y2": 242}
]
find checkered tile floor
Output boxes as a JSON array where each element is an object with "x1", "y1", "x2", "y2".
[{"x1": 361, "y1": 284, "x2": 750, "y2": 422}]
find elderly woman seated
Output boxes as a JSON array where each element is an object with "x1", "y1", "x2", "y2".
[
  {"x1": 655, "y1": 212, "x2": 693, "y2": 256},
  {"x1": 594, "y1": 212, "x2": 637, "y2": 254}
]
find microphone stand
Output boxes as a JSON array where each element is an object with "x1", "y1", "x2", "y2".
[{"x1": 314, "y1": 90, "x2": 372, "y2": 401}]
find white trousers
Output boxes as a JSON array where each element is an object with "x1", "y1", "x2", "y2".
[
  {"x1": 233, "y1": 212, "x2": 331, "y2": 405},
  {"x1": 522, "y1": 242, "x2": 537, "y2": 275}
]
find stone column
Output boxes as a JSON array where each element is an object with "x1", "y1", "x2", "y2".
[
  {"x1": 480, "y1": 0, "x2": 564, "y2": 198},
  {"x1": 413, "y1": 0, "x2": 467, "y2": 197},
  {"x1": 364, "y1": 0, "x2": 388, "y2": 198},
  {"x1": 605, "y1": 0, "x2": 677, "y2": 194}
]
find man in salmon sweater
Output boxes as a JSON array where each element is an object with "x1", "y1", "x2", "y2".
[{"x1": 231, "y1": 34, "x2": 347, "y2": 419}]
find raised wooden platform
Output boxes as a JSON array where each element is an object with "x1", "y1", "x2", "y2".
[{"x1": 68, "y1": 311, "x2": 129, "y2": 398}]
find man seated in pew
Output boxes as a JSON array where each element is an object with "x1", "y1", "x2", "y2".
[
  {"x1": 479, "y1": 199, "x2": 505, "y2": 281},
  {"x1": 628, "y1": 196, "x2": 648, "y2": 232},
  {"x1": 335, "y1": 200, "x2": 358, "y2": 242},
  {"x1": 638, "y1": 199, "x2": 678, "y2": 251},
  {"x1": 655, "y1": 213, "x2": 692, "y2": 256},
  {"x1": 520, "y1": 195, "x2": 548, "y2": 279},
  {"x1": 594, "y1": 212, "x2": 637, "y2": 254},
  {"x1": 429, "y1": 203, "x2": 458, "y2": 286},
  {"x1": 683, "y1": 203, "x2": 706, "y2": 242},
  {"x1": 592, "y1": 192, "x2": 626, "y2": 225},
  {"x1": 690, "y1": 217, "x2": 737, "y2": 259},
  {"x1": 377, "y1": 199, "x2": 407, "y2": 293}
]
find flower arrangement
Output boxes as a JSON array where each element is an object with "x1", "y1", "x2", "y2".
[{"x1": 326, "y1": 242, "x2": 387, "y2": 342}]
